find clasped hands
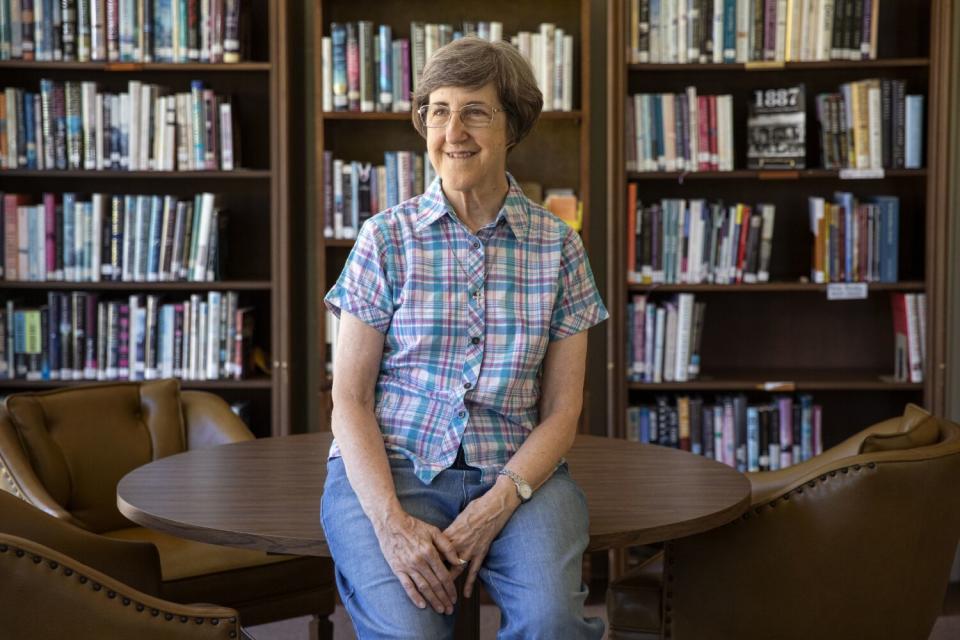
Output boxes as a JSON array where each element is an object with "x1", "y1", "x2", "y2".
[{"x1": 372, "y1": 480, "x2": 521, "y2": 615}]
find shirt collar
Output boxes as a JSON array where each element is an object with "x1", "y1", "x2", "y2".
[{"x1": 415, "y1": 173, "x2": 530, "y2": 242}]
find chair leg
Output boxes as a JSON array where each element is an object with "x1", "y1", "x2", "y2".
[{"x1": 308, "y1": 614, "x2": 334, "y2": 640}]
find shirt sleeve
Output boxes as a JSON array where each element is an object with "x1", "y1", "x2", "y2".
[
  {"x1": 550, "y1": 228, "x2": 610, "y2": 341},
  {"x1": 323, "y1": 220, "x2": 394, "y2": 334}
]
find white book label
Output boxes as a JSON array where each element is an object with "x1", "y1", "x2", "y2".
[{"x1": 827, "y1": 282, "x2": 868, "y2": 300}]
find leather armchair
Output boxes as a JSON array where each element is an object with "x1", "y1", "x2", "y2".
[
  {"x1": 0, "y1": 489, "x2": 254, "y2": 640},
  {"x1": 0, "y1": 379, "x2": 334, "y2": 639},
  {"x1": 607, "y1": 404, "x2": 960, "y2": 640}
]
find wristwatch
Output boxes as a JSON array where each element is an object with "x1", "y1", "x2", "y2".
[{"x1": 498, "y1": 468, "x2": 533, "y2": 504}]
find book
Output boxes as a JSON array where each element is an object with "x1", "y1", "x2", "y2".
[{"x1": 747, "y1": 84, "x2": 805, "y2": 169}]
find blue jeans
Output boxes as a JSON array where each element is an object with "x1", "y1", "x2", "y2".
[{"x1": 321, "y1": 455, "x2": 605, "y2": 640}]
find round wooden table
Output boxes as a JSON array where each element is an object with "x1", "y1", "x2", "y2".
[{"x1": 118, "y1": 433, "x2": 750, "y2": 638}]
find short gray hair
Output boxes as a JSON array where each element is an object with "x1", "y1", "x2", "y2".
[{"x1": 411, "y1": 37, "x2": 543, "y2": 148}]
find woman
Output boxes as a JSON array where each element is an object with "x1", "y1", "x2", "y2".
[{"x1": 322, "y1": 36, "x2": 608, "y2": 639}]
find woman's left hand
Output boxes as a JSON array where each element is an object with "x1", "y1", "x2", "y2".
[{"x1": 443, "y1": 479, "x2": 521, "y2": 598}]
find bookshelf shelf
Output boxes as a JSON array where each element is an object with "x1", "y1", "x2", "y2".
[
  {"x1": 0, "y1": 170, "x2": 272, "y2": 180},
  {"x1": 627, "y1": 374, "x2": 923, "y2": 392},
  {"x1": 626, "y1": 282, "x2": 926, "y2": 294},
  {"x1": 321, "y1": 110, "x2": 583, "y2": 121},
  {"x1": 0, "y1": 378, "x2": 273, "y2": 391},
  {"x1": 0, "y1": 281, "x2": 273, "y2": 291},
  {"x1": 607, "y1": 0, "x2": 950, "y2": 455},
  {"x1": 627, "y1": 58, "x2": 930, "y2": 72},
  {"x1": 627, "y1": 169, "x2": 928, "y2": 181},
  {"x1": 0, "y1": 61, "x2": 271, "y2": 72}
]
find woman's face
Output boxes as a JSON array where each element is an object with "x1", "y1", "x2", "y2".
[{"x1": 425, "y1": 83, "x2": 509, "y2": 195}]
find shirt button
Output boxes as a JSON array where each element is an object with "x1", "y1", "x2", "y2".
[
  {"x1": 458, "y1": 410, "x2": 466, "y2": 418},
  {"x1": 471, "y1": 337, "x2": 480, "y2": 345},
  {"x1": 464, "y1": 382, "x2": 472, "y2": 390},
  {"x1": 473, "y1": 241, "x2": 480, "y2": 249}
]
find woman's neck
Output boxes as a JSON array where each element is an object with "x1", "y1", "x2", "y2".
[{"x1": 442, "y1": 174, "x2": 510, "y2": 234}]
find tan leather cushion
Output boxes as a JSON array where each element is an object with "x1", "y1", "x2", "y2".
[
  {"x1": 3, "y1": 380, "x2": 186, "y2": 533},
  {"x1": 607, "y1": 552, "x2": 664, "y2": 634},
  {"x1": 104, "y1": 527, "x2": 291, "y2": 581},
  {"x1": 859, "y1": 405, "x2": 940, "y2": 454}
]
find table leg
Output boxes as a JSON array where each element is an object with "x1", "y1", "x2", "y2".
[{"x1": 453, "y1": 573, "x2": 480, "y2": 640}]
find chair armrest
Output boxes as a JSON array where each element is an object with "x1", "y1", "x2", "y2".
[
  {"x1": 747, "y1": 416, "x2": 902, "y2": 504},
  {"x1": 0, "y1": 532, "x2": 240, "y2": 640},
  {"x1": 0, "y1": 490, "x2": 163, "y2": 595},
  {"x1": 182, "y1": 391, "x2": 255, "y2": 450},
  {"x1": 0, "y1": 408, "x2": 78, "y2": 523}
]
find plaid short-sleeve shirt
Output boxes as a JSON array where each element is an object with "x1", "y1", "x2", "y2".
[{"x1": 324, "y1": 174, "x2": 609, "y2": 484}]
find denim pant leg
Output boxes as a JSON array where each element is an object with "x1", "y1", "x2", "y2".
[
  {"x1": 320, "y1": 457, "x2": 460, "y2": 640},
  {"x1": 477, "y1": 465, "x2": 605, "y2": 640}
]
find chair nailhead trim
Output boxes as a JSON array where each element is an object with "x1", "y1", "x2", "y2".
[
  {"x1": 151, "y1": 609, "x2": 159, "y2": 617},
  {"x1": 32, "y1": 555, "x2": 42, "y2": 563},
  {"x1": 123, "y1": 598, "x2": 131, "y2": 606},
  {"x1": 868, "y1": 462, "x2": 877, "y2": 469},
  {"x1": 137, "y1": 604, "x2": 145, "y2": 612},
  {"x1": 79, "y1": 576, "x2": 87, "y2": 584},
  {"x1": 107, "y1": 591, "x2": 116, "y2": 599},
  {"x1": 229, "y1": 632, "x2": 237, "y2": 639},
  {"x1": 165, "y1": 613, "x2": 174, "y2": 621},
  {"x1": 92, "y1": 583, "x2": 102, "y2": 591},
  {"x1": 196, "y1": 618, "x2": 205, "y2": 624},
  {"x1": 211, "y1": 619, "x2": 219, "y2": 625},
  {"x1": 180, "y1": 616, "x2": 189, "y2": 623},
  {"x1": 229, "y1": 618, "x2": 237, "y2": 623},
  {"x1": 64, "y1": 568, "x2": 73, "y2": 576},
  {"x1": 49, "y1": 561, "x2": 58, "y2": 569},
  {"x1": 853, "y1": 464, "x2": 862, "y2": 470},
  {"x1": 15, "y1": 550, "x2": 24, "y2": 557},
  {"x1": 0, "y1": 545, "x2": 7, "y2": 552}
]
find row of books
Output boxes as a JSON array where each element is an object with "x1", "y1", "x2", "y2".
[
  {"x1": 627, "y1": 0, "x2": 880, "y2": 64},
  {"x1": 1, "y1": 191, "x2": 222, "y2": 282},
  {"x1": 815, "y1": 80, "x2": 924, "y2": 170},
  {"x1": 626, "y1": 394, "x2": 824, "y2": 471},
  {"x1": 891, "y1": 292, "x2": 926, "y2": 384},
  {"x1": 0, "y1": 291, "x2": 254, "y2": 381},
  {"x1": 626, "y1": 90, "x2": 735, "y2": 173},
  {"x1": 321, "y1": 21, "x2": 575, "y2": 114},
  {"x1": 627, "y1": 195, "x2": 776, "y2": 285},
  {"x1": 0, "y1": 0, "x2": 244, "y2": 63},
  {"x1": 321, "y1": 150, "x2": 436, "y2": 241},
  {"x1": 0, "y1": 79, "x2": 237, "y2": 171},
  {"x1": 808, "y1": 193, "x2": 899, "y2": 284},
  {"x1": 627, "y1": 293, "x2": 706, "y2": 383}
]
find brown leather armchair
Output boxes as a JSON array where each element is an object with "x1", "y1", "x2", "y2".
[
  {"x1": 607, "y1": 404, "x2": 960, "y2": 640},
  {"x1": 0, "y1": 379, "x2": 335, "y2": 639},
  {"x1": 0, "y1": 489, "x2": 256, "y2": 640}
]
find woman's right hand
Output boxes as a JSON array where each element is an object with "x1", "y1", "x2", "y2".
[{"x1": 372, "y1": 509, "x2": 464, "y2": 614}]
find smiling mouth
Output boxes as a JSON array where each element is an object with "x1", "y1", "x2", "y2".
[{"x1": 445, "y1": 151, "x2": 479, "y2": 159}]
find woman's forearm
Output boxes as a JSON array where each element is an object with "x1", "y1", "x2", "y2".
[
  {"x1": 331, "y1": 401, "x2": 404, "y2": 528},
  {"x1": 503, "y1": 411, "x2": 578, "y2": 491}
]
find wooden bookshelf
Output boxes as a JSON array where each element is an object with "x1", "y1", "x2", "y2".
[
  {"x1": 0, "y1": 1, "x2": 299, "y2": 439},
  {"x1": 605, "y1": 0, "x2": 954, "y2": 449},
  {"x1": 311, "y1": 0, "x2": 594, "y2": 432}
]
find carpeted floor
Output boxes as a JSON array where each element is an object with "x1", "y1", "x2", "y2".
[{"x1": 247, "y1": 582, "x2": 960, "y2": 639}]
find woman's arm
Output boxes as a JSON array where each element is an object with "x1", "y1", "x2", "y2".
[
  {"x1": 444, "y1": 329, "x2": 589, "y2": 596},
  {"x1": 331, "y1": 311, "x2": 462, "y2": 614}
]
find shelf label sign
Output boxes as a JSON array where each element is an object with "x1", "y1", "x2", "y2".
[
  {"x1": 839, "y1": 168, "x2": 885, "y2": 180},
  {"x1": 827, "y1": 282, "x2": 869, "y2": 300}
]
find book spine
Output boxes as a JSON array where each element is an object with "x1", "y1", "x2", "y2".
[{"x1": 345, "y1": 22, "x2": 360, "y2": 112}]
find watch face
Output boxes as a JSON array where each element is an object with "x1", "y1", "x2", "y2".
[{"x1": 519, "y1": 483, "x2": 533, "y2": 501}]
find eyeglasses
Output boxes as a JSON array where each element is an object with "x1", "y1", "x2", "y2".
[{"x1": 418, "y1": 103, "x2": 504, "y2": 128}]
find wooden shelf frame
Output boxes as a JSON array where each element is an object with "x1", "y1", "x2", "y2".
[
  {"x1": 0, "y1": 2, "x2": 296, "y2": 438},
  {"x1": 312, "y1": 1, "x2": 595, "y2": 432},
  {"x1": 606, "y1": 0, "x2": 954, "y2": 441}
]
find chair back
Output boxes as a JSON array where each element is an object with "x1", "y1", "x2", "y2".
[
  {"x1": 0, "y1": 380, "x2": 186, "y2": 532},
  {"x1": 666, "y1": 416, "x2": 960, "y2": 640}
]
